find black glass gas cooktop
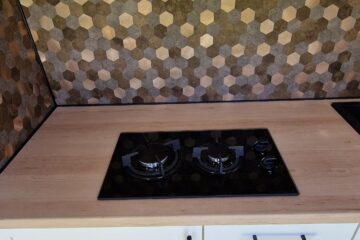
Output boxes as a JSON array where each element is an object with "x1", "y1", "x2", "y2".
[{"x1": 98, "y1": 129, "x2": 298, "y2": 200}]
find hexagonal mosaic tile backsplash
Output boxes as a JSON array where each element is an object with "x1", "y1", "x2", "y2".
[
  {"x1": 0, "y1": 0, "x2": 55, "y2": 169},
  {"x1": 20, "y1": 0, "x2": 360, "y2": 104}
]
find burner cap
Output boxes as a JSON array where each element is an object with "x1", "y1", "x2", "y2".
[
  {"x1": 207, "y1": 143, "x2": 231, "y2": 164},
  {"x1": 138, "y1": 143, "x2": 169, "y2": 169}
]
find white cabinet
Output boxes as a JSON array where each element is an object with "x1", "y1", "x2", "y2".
[
  {"x1": 353, "y1": 225, "x2": 360, "y2": 240},
  {"x1": 204, "y1": 224, "x2": 358, "y2": 240},
  {"x1": 0, "y1": 226, "x2": 201, "y2": 240},
  {"x1": 1, "y1": 223, "x2": 358, "y2": 240}
]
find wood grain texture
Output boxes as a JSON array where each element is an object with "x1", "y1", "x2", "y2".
[{"x1": 0, "y1": 100, "x2": 360, "y2": 228}]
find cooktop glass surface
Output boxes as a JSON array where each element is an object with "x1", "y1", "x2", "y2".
[
  {"x1": 98, "y1": 129, "x2": 298, "y2": 199},
  {"x1": 332, "y1": 102, "x2": 360, "y2": 134}
]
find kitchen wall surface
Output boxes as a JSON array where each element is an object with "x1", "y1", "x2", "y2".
[
  {"x1": 0, "y1": 0, "x2": 55, "y2": 170},
  {"x1": 20, "y1": 0, "x2": 360, "y2": 105}
]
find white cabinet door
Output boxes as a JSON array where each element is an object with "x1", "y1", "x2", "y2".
[
  {"x1": 204, "y1": 224, "x2": 358, "y2": 240},
  {"x1": 353, "y1": 225, "x2": 360, "y2": 240},
  {"x1": 0, "y1": 226, "x2": 201, "y2": 240}
]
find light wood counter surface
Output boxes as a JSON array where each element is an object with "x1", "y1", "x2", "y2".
[{"x1": 0, "y1": 99, "x2": 360, "y2": 228}]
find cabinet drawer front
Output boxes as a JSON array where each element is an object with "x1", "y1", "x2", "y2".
[
  {"x1": 0, "y1": 226, "x2": 202, "y2": 240},
  {"x1": 204, "y1": 224, "x2": 358, "y2": 240}
]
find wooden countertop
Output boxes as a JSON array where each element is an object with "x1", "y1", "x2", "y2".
[{"x1": 1, "y1": 99, "x2": 360, "y2": 228}]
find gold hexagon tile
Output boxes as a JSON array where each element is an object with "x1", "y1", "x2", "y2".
[
  {"x1": 46, "y1": 39, "x2": 61, "y2": 53},
  {"x1": 156, "y1": 47, "x2": 169, "y2": 60},
  {"x1": 291, "y1": 91, "x2": 304, "y2": 98},
  {"x1": 323, "y1": 4, "x2": 339, "y2": 21},
  {"x1": 103, "y1": 0, "x2": 115, "y2": 4},
  {"x1": 130, "y1": 78, "x2": 142, "y2": 89},
  {"x1": 181, "y1": 46, "x2": 194, "y2": 59},
  {"x1": 252, "y1": 83, "x2": 265, "y2": 95},
  {"x1": 231, "y1": 44, "x2": 245, "y2": 57},
  {"x1": 159, "y1": 11, "x2": 173, "y2": 27},
  {"x1": 13, "y1": 117, "x2": 23, "y2": 132},
  {"x1": 81, "y1": 49, "x2": 95, "y2": 62},
  {"x1": 223, "y1": 75, "x2": 236, "y2": 87},
  {"x1": 242, "y1": 64, "x2": 255, "y2": 76},
  {"x1": 79, "y1": 14, "x2": 93, "y2": 29},
  {"x1": 123, "y1": 37, "x2": 137, "y2": 50},
  {"x1": 98, "y1": 69, "x2": 111, "y2": 81},
  {"x1": 334, "y1": 40, "x2": 348, "y2": 53},
  {"x1": 88, "y1": 98, "x2": 99, "y2": 104},
  {"x1": 138, "y1": 58, "x2": 152, "y2": 70},
  {"x1": 74, "y1": 0, "x2": 87, "y2": 4},
  {"x1": 114, "y1": 88, "x2": 126, "y2": 98},
  {"x1": 170, "y1": 67, "x2": 182, "y2": 79},
  {"x1": 102, "y1": 26, "x2": 115, "y2": 40},
  {"x1": 200, "y1": 34, "x2": 214, "y2": 48},
  {"x1": 153, "y1": 77, "x2": 165, "y2": 89},
  {"x1": 287, "y1": 52, "x2": 300, "y2": 66},
  {"x1": 316, "y1": 62, "x2": 329, "y2": 74},
  {"x1": 106, "y1": 48, "x2": 119, "y2": 61},
  {"x1": 39, "y1": 16, "x2": 54, "y2": 30},
  {"x1": 282, "y1": 6, "x2": 297, "y2": 22},
  {"x1": 83, "y1": 79, "x2": 96, "y2": 90},
  {"x1": 180, "y1": 23, "x2": 194, "y2": 37},
  {"x1": 201, "y1": 75, "x2": 213, "y2": 87},
  {"x1": 60, "y1": 79, "x2": 73, "y2": 91},
  {"x1": 183, "y1": 86, "x2": 194, "y2": 97},
  {"x1": 260, "y1": 20, "x2": 274, "y2": 34},
  {"x1": 223, "y1": 93, "x2": 234, "y2": 101},
  {"x1": 200, "y1": 10, "x2": 214, "y2": 25},
  {"x1": 212, "y1": 55, "x2": 225, "y2": 68},
  {"x1": 271, "y1": 73, "x2": 284, "y2": 85},
  {"x1": 295, "y1": 72, "x2": 308, "y2": 84},
  {"x1": 55, "y1": 2, "x2": 70, "y2": 18},
  {"x1": 119, "y1": 13, "x2": 134, "y2": 28},
  {"x1": 308, "y1": 41, "x2": 322, "y2": 54},
  {"x1": 278, "y1": 31, "x2": 292, "y2": 45},
  {"x1": 323, "y1": 81, "x2": 336, "y2": 92},
  {"x1": 305, "y1": 0, "x2": 319, "y2": 8},
  {"x1": 240, "y1": 8, "x2": 255, "y2": 24},
  {"x1": 340, "y1": 16, "x2": 356, "y2": 31},
  {"x1": 137, "y1": 0, "x2": 152, "y2": 16},
  {"x1": 221, "y1": 0, "x2": 236, "y2": 13},
  {"x1": 19, "y1": 0, "x2": 33, "y2": 8},
  {"x1": 257, "y1": 43, "x2": 271, "y2": 56}
]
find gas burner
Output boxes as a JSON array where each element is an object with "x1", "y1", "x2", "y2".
[
  {"x1": 138, "y1": 143, "x2": 169, "y2": 169},
  {"x1": 193, "y1": 144, "x2": 244, "y2": 175},
  {"x1": 121, "y1": 139, "x2": 180, "y2": 180}
]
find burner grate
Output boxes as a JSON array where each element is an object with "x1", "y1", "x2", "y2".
[
  {"x1": 193, "y1": 145, "x2": 244, "y2": 175},
  {"x1": 121, "y1": 139, "x2": 180, "y2": 180}
]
